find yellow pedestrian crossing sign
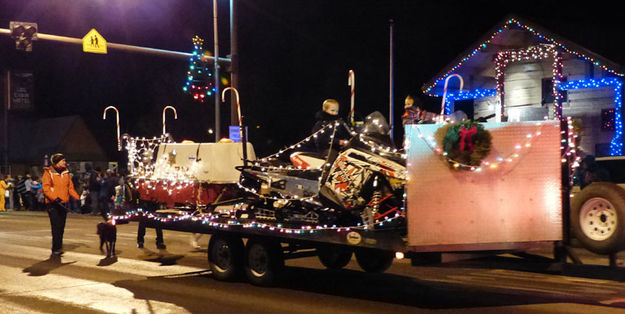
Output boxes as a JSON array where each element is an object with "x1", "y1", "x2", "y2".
[{"x1": 82, "y1": 29, "x2": 107, "y2": 54}]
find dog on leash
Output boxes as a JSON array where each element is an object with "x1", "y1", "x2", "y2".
[{"x1": 97, "y1": 219, "x2": 117, "y2": 258}]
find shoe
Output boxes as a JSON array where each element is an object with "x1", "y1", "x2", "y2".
[
  {"x1": 52, "y1": 250, "x2": 64, "y2": 256},
  {"x1": 137, "y1": 242, "x2": 144, "y2": 248},
  {"x1": 156, "y1": 243, "x2": 166, "y2": 249}
]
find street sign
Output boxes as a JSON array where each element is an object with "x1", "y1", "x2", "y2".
[{"x1": 82, "y1": 29, "x2": 107, "y2": 54}]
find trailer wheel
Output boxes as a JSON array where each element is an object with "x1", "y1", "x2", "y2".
[
  {"x1": 354, "y1": 248, "x2": 394, "y2": 273},
  {"x1": 208, "y1": 235, "x2": 245, "y2": 281},
  {"x1": 317, "y1": 246, "x2": 352, "y2": 269},
  {"x1": 571, "y1": 182, "x2": 625, "y2": 254},
  {"x1": 245, "y1": 239, "x2": 284, "y2": 286}
]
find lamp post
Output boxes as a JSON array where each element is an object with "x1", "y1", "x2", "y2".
[
  {"x1": 212, "y1": 0, "x2": 239, "y2": 141},
  {"x1": 230, "y1": 0, "x2": 239, "y2": 127}
]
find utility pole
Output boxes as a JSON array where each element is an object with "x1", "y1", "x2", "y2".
[
  {"x1": 389, "y1": 19, "x2": 395, "y2": 138},
  {"x1": 213, "y1": 0, "x2": 221, "y2": 140}
]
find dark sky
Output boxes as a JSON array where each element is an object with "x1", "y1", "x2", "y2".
[{"x1": 1, "y1": 0, "x2": 624, "y2": 158}]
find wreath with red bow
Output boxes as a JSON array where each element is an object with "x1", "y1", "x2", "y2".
[{"x1": 434, "y1": 121, "x2": 492, "y2": 169}]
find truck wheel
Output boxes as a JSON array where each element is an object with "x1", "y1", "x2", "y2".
[
  {"x1": 208, "y1": 235, "x2": 245, "y2": 281},
  {"x1": 354, "y1": 248, "x2": 394, "y2": 273},
  {"x1": 571, "y1": 182, "x2": 625, "y2": 255},
  {"x1": 244, "y1": 239, "x2": 284, "y2": 286},
  {"x1": 317, "y1": 246, "x2": 352, "y2": 269}
]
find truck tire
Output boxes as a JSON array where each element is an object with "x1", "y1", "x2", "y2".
[
  {"x1": 244, "y1": 239, "x2": 284, "y2": 286},
  {"x1": 208, "y1": 235, "x2": 245, "y2": 281},
  {"x1": 317, "y1": 246, "x2": 352, "y2": 269},
  {"x1": 354, "y1": 248, "x2": 394, "y2": 273},
  {"x1": 571, "y1": 182, "x2": 625, "y2": 255}
]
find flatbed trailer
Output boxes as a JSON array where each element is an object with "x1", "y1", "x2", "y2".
[{"x1": 115, "y1": 120, "x2": 625, "y2": 285}]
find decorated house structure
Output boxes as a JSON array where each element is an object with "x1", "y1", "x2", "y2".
[{"x1": 421, "y1": 17, "x2": 624, "y2": 156}]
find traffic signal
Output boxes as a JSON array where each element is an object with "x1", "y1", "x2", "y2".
[{"x1": 10, "y1": 21, "x2": 38, "y2": 51}]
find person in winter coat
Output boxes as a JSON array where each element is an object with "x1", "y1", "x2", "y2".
[
  {"x1": 30, "y1": 178, "x2": 43, "y2": 210},
  {"x1": 6, "y1": 174, "x2": 16, "y2": 210},
  {"x1": 0, "y1": 175, "x2": 9, "y2": 211},
  {"x1": 15, "y1": 175, "x2": 26, "y2": 210},
  {"x1": 24, "y1": 174, "x2": 34, "y2": 210},
  {"x1": 42, "y1": 153, "x2": 80, "y2": 255},
  {"x1": 311, "y1": 99, "x2": 350, "y2": 155}
]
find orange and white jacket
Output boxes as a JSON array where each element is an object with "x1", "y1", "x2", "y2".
[{"x1": 42, "y1": 166, "x2": 80, "y2": 204}]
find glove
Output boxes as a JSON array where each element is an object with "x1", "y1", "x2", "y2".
[{"x1": 54, "y1": 198, "x2": 62, "y2": 204}]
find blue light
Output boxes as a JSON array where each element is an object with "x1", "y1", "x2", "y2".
[
  {"x1": 434, "y1": 88, "x2": 497, "y2": 115},
  {"x1": 559, "y1": 78, "x2": 624, "y2": 155}
]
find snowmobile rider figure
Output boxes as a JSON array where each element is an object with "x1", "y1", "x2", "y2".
[
  {"x1": 311, "y1": 99, "x2": 351, "y2": 155},
  {"x1": 43, "y1": 153, "x2": 80, "y2": 256}
]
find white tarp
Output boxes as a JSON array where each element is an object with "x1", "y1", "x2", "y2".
[{"x1": 153, "y1": 142, "x2": 256, "y2": 183}]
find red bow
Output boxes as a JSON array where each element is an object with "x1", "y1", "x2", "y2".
[{"x1": 459, "y1": 126, "x2": 477, "y2": 152}]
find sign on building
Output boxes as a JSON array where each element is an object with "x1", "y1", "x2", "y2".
[{"x1": 9, "y1": 70, "x2": 34, "y2": 111}]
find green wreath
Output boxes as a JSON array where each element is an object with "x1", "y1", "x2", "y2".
[{"x1": 434, "y1": 121, "x2": 492, "y2": 169}]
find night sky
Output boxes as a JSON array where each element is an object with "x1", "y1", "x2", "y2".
[{"x1": 1, "y1": 0, "x2": 624, "y2": 158}]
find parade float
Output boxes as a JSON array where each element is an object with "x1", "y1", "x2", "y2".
[{"x1": 103, "y1": 46, "x2": 624, "y2": 284}]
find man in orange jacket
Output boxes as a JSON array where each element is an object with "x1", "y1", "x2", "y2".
[{"x1": 43, "y1": 153, "x2": 80, "y2": 255}]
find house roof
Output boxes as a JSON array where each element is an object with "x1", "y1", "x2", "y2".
[
  {"x1": 421, "y1": 16, "x2": 625, "y2": 96},
  {"x1": 9, "y1": 115, "x2": 108, "y2": 163}
]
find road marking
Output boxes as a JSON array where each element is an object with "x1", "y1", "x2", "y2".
[
  {"x1": 0, "y1": 242, "x2": 206, "y2": 278},
  {"x1": 0, "y1": 264, "x2": 190, "y2": 313},
  {"x1": 601, "y1": 298, "x2": 625, "y2": 305}
]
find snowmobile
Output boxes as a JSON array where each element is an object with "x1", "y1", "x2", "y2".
[{"x1": 237, "y1": 112, "x2": 406, "y2": 228}]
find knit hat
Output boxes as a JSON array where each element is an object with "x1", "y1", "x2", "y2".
[{"x1": 51, "y1": 153, "x2": 66, "y2": 165}]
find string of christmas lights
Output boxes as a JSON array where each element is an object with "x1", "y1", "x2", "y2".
[
  {"x1": 258, "y1": 120, "x2": 353, "y2": 164},
  {"x1": 124, "y1": 134, "x2": 172, "y2": 178},
  {"x1": 562, "y1": 116, "x2": 581, "y2": 186},
  {"x1": 183, "y1": 36, "x2": 214, "y2": 102},
  {"x1": 111, "y1": 206, "x2": 404, "y2": 234},
  {"x1": 495, "y1": 44, "x2": 564, "y2": 120},
  {"x1": 558, "y1": 78, "x2": 623, "y2": 155},
  {"x1": 423, "y1": 18, "x2": 624, "y2": 95},
  {"x1": 411, "y1": 122, "x2": 548, "y2": 172}
]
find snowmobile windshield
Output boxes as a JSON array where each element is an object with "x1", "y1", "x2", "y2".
[
  {"x1": 362, "y1": 111, "x2": 390, "y2": 137},
  {"x1": 358, "y1": 111, "x2": 397, "y2": 149}
]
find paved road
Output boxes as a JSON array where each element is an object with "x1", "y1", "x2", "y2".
[{"x1": 1, "y1": 211, "x2": 625, "y2": 313}]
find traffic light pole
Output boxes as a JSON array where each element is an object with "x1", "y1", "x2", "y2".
[{"x1": 0, "y1": 28, "x2": 232, "y2": 64}]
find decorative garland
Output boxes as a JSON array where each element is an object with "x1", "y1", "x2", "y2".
[{"x1": 435, "y1": 121, "x2": 492, "y2": 169}]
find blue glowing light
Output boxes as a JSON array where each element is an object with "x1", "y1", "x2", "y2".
[{"x1": 559, "y1": 78, "x2": 624, "y2": 155}]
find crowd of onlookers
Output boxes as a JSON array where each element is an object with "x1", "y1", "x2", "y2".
[{"x1": 0, "y1": 164, "x2": 131, "y2": 216}]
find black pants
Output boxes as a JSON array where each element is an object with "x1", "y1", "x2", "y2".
[
  {"x1": 137, "y1": 219, "x2": 163, "y2": 244},
  {"x1": 47, "y1": 203, "x2": 68, "y2": 252}
]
